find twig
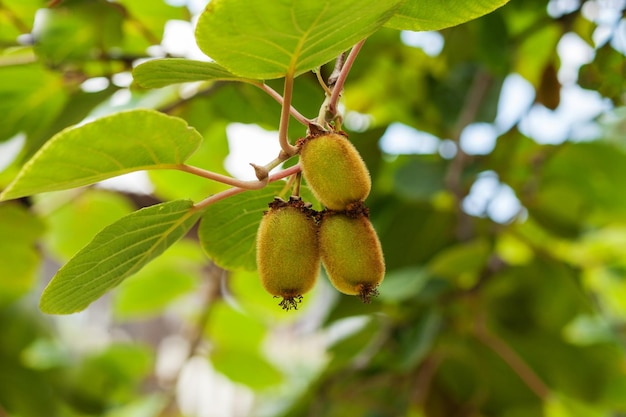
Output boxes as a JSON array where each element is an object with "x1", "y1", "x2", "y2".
[
  {"x1": 159, "y1": 264, "x2": 225, "y2": 417},
  {"x1": 410, "y1": 353, "x2": 443, "y2": 406},
  {"x1": 175, "y1": 164, "x2": 268, "y2": 189},
  {"x1": 255, "y1": 83, "x2": 312, "y2": 126},
  {"x1": 444, "y1": 69, "x2": 493, "y2": 241},
  {"x1": 277, "y1": 73, "x2": 298, "y2": 156},
  {"x1": 193, "y1": 164, "x2": 301, "y2": 209},
  {"x1": 474, "y1": 314, "x2": 550, "y2": 399}
]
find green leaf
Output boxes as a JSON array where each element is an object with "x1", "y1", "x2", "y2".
[
  {"x1": 43, "y1": 189, "x2": 134, "y2": 261},
  {"x1": 133, "y1": 58, "x2": 255, "y2": 88},
  {"x1": 198, "y1": 182, "x2": 286, "y2": 271},
  {"x1": 0, "y1": 203, "x2": 45, "y2": 305},
  {"x1": 428, "y1": 238, "x2": 490, "y2": 288},
  {"x1": 377, "y1": 267, "x2": 430, "y2": 302},
  {"x1": 0, "y1": 110, "x2": 202, "y2": 201},
  {"x1": 385, "y1": 0, "x2": 511, "y2": 31},
  {"x1": 0, "y1": 61, "x2": 68, "y2": 143},
  {"x1": 40, "y1": 200, "x2": 201, "y2": 315},
  {"x1": 211, "y1": 349, "x2": 282, "y2": 389},
  {"x1": 194, "y1": 0, "x2": 404, "y2": 79}
]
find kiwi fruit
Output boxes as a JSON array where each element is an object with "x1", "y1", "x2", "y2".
[
  {"x1": 256, "y1": 197, "x2": 320, "y2": 310},
  {"x1": 319, "y1": 209, "x2": 385, "y2": 302},
  {"x1": 298, "y1": 132, "x2": 371, "y2": 211}
]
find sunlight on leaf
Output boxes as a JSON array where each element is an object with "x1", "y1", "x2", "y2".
[
  {"x1": 385, "y1": 0, "x2": 511, "y2": 31},
  {"x1": 194, "y1": 0, "x2": 403, "y2": 79}
]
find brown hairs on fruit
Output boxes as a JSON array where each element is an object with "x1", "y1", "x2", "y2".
[
  {"x1": 319, "y1": 207, "x2": 385, "y2": 302},
  {"x1": 298, "y1": 132, "x2": 371, "y2": 211},
  {"x1": 256, "y1": 197, "x2": 320, "y2": 310}
]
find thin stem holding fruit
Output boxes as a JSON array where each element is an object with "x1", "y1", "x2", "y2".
[
  {"x1": 175, "y1": 164, "x2": 268, "y2": 190},
  {"x1": 277, "y1": 73, "x2": 298, "y2": 156},
  {"x1": 193, "y1": 164, "x2": 301, "y2": 210}
]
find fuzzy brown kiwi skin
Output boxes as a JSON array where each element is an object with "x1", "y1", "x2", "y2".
[
  {"x1": 297, "y1": 132, "x2": 371, "y2": 211},
  {"x1": 256, "y1": 197, "x2": 320, "y2": 310},
  {"x1": 318, "y1": 204, "x2": 385, "y2": 303}
]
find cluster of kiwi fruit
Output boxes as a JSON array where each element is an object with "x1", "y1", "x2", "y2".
[{"x1": 256, "y1": 131, "x2": 385, "y2": 310}]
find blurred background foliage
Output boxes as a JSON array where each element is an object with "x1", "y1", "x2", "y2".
[{"x1": 1, "y1": 0, "x2": 626, "y2": 416}]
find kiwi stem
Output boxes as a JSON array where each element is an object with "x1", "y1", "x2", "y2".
[
  {"x1": 292, "y1": 171, "x2": 302, "y2": 197},
  {"x1": 277, "y1": 73, "x2": 298, "y2": 157},
  {"x1": 315, "y1": 67, "x2": 333, "y2": 96},
  {"x1": 327, "y1": 39, "x2": 366, "y2": 117},
  {"x1": 175, "y1": 164, "x2": 268, "y2": 189},
  {"x1": 256, "y1": 83, "x2": 311, "y2": 127},
  {"x1": 193, "y1": 164, "x2": 301, "y2": 210}
]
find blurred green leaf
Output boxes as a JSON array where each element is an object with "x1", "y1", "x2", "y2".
[
  {"x1": 579, "y1": 43, "x2": 626, "y2": 105},
  {"x1": 1, "y1": 110, "x2": 203, "y2": 200},
  {"x1": 211, "y1": 348, "x2": 282, "y2": 389},
  {"x1": 0, "y1": 62, "x2": 68, "y2": 143},
  {"x1": 67, "y1": 344, "x2": 153, "y2": 411},
  {"x1": 40, "y1": 200, "x2": 201, "y2": 314},
  {"x1": 544, "y1": 393, "x2": 605, "y2": 417},
  {"x1": 385, "y1": 0, "x2": 511, "y2": 31},
  {"x1": 194, "y1": 0, "x2": 403, "y2": 79},
  {"x1": 113, "y1": 240, "x2": 203, "y2": 319},
  {"x1": 198, "y1": 182, "x2": 286, "y2": 271},
  {"x1": 377, "y1": 267, "x2": 430, "y2": 302},
  {"x1": 43, "y1": 189, "x2": 134, "y2": 261},
  {"x1": 0, "y1": 203, "x2": 45, "y2": 305},
  {"x1": 206, "y1": 302, "x2": 266, "y2": 350},
  {"x1": 394, "y1": 157, "x2": 447, "y2": 201},
  {"x1": 34, "y1": 2, "x2": 124, "y2": 64},
  {"x1": 428, "y1": 238, "x2": 490, "y2": 287}
]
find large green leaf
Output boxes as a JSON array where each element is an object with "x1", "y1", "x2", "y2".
[
  {"x1": 198, "y1": 183, "x2": 286, "y2": 271},
  {"x1": 133, "y1": 58, "x2": 255, "y2": 88},
  {"x1": 194, "y1": 0, "x2": 404, "y2": 79},
  {"x1": 385, "y1": 0, "x2": 511, "y2": 31},
  {"x1": 39, "y1": 200, "x2": 201, "y2": 314},
  {"x1": 0, "y1": 110, "x2": 202, "y2": 201}
]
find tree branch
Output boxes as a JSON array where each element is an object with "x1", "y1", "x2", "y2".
[
  {"x1": 474, "y1": 314, "x2": 550, "y2": 399},
  {"x1": 193, "y1": 164, "x2": 301, "y2": 209}
]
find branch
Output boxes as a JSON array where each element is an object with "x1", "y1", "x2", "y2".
[
  {"x1": 443, "y1": 69, "x2": 493, "y2": 241},
  {"x1": 159, "y1": 264, "x2": 225, "y2": 417},
  {"x1": 193, "y1": 164, "x2": 301, "y2": 210},
  {"x1": 474, "y1": 314, "x2": 550, "y2": 399},
  {"x1": 255, "y1": 83, "x2": 311, "y2": 126},
  {"x1": 175, "y1": 164, "x2": 268, "y2": 190}
]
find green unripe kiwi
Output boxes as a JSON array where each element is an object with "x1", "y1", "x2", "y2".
[
  {"x1": 319, "y1": 210, "x2": 385, "y2": 302},
  {"x1": 299, "y1": 133, "x2": 371, "y2": 211},
  {"x1": 256, "y1": 197, "x2": 320, "y2": 310}
]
